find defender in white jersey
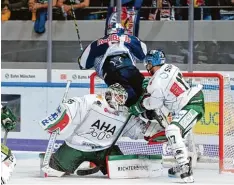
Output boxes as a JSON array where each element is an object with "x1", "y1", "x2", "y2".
[
  {"x1": 38, "y1": 83, "x2": 141, "y2": 176},
  {"x1": 129, "y1": 50, "x2": 205, "y2": 183},
  {"x1": 1, "y1": 105, "x2": 17, "y2": 184}
]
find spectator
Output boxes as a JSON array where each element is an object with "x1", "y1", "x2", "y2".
[
  {"x1": 56, "y1": 0, "x2": 90, "y2": 20},
  {"x1": 206, "y1": 0, "x2": 221, "y2": 20},
  {"x1": 28, "y1": 0, "x2": 57, "y2": 33},
  {"x1": 28, "y1": 0, "x2": 57, "y2": 21},
  {"x1": 179, "y1": 0, "x2": 206, "y2": 20},
  {"x1": 1, "y1": 0, "x2": 27, "y2": 21},
  {"x1": 206, "y1": 0, "x2": 234, "y2": 20},
  {"x1": 148, "y1": 0, "x2": 175, "y2": 21},
  {"x1": 219, "y1": 0, "x2": 234, "y2": 20},
  {"x1": 84, "y1": 0, "x2": 108, "y2": 20}
]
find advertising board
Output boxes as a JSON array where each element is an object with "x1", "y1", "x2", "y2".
[{"x1": 1, "y1": 69, "x2": 234, "y2": 152}]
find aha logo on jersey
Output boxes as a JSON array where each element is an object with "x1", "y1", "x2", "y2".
[{"x1": 89, "y1": 120, "x2": 116, "y2": 140}]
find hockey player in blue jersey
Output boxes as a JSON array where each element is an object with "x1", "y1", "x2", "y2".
[{"x1": 78, "y1": 23, "x2": 147, "y2": 107}]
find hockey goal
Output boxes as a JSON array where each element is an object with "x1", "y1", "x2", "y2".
[{"x1": 90, "y1": 71, "x2": 234, "y2": 173}]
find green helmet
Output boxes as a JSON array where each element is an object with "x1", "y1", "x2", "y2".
[{"x1": 105, "y1": 83, "x2": 128, "y2": 110}]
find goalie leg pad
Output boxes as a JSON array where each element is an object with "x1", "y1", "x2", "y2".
[
  {"x1": 41, "y1": 165, "x2": 65, "y2": 177},
  {"x1": 52, "y1": 142, "x2": 86, "y2": 173},
  {"x1": 107, "y1": 154, "x2": 162, "y2": 179},
  {"x1": 40, "y1": 153, "x2": 66, "y2": 177},
  {"x1": 94, "y1": 145, "x2": 123, "y2": 175}
]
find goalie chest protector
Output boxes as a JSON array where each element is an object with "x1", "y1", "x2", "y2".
[{"x1": 74, "y1": 99, "x2": 129, "y2": 150}]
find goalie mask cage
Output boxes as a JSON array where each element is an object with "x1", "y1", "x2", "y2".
[{"x1": 90, "y1": 72, "x2": 234, "y2": 174}]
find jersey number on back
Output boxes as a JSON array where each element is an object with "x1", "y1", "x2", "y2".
[{"x1": 170, "y1": 72, "x2": 190, "y2": 97}]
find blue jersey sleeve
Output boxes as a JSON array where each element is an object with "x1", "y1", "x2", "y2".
[
  {"x1": 79, "y1": 38, "x2": 109, "y2": 69},
  {"x1": 124, "y1": 35, "x2": 147, "y2": 61}
]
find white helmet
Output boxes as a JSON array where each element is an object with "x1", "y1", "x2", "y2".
[{"x1": 105, "y1": 83, "x2": 128, "y2": 110}]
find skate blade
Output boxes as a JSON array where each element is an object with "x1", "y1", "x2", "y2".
[
  {"x1": 182, "y1": 175, "x2": 194, "y2": 183},
  {"x1": 168, "y1": 173, "x2": 180, "y2": 178}
]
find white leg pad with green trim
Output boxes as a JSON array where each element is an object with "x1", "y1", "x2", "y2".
[
  {"x1": 41, "y1": 165, "x2": 65, "y2": 177},
  {"x1": 39, "y1": 153, "x2": 65, "y2": 177},
  {"x1": 107, "y1": 155, "x2": 163, "y2": 179}
]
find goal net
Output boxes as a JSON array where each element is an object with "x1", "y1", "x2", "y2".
[{"x1": 90, "y1": 72, "x2": 234, "y2": 173}]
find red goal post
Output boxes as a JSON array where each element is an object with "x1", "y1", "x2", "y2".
[{"x1": 90, "y1": 71, "x2": 234, "y2": 174}]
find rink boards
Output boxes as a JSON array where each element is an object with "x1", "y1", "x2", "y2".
[{"x1": 1, "y1": 69, "x2": 234, "y2": 162}]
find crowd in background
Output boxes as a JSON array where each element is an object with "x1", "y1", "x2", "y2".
[{"x1": 1, "y1": 0, "x2": 234, "y2": 22}]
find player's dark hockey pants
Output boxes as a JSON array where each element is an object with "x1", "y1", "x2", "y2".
[
  {"x1": 49, "y1": 142, "x2": 123, "y2": 175},
  {"x1": 102, "y1": 58, "x2": 145, "y2": 107}
]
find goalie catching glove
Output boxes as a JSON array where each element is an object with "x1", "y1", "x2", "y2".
[{"x1": 38, "y1": 100, "x2": 74, "y2": 135}]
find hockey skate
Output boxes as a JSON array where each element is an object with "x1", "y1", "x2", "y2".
[
  {"x1": 168, "y1": 157, "x2": 194, "y2": 183},
  {"x1": 168, "y1": 165, "x2": 180, "y2": 178}
]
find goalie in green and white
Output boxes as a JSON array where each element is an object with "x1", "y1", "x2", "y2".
[
  {"x1": 38, "y1": 83, "x2": 161, "y2": 178},
  {"x1": 1, "y1": 105, "x2": 17, "y2": 184},
  {"x1": 129, "y1": 50, "x2": 205, "y2": 183}
]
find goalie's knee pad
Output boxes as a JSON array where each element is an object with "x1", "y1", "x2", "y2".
[{"x1": 165, "y1": 124, "x2": 188, "y2": 165}]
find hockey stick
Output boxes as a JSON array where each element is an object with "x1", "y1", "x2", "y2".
[
  {"x1": 3, "y1": 130, "x2": 8, "y2": 145},
  {"x1": 41, "y1": 80, "x2": 71, "y2": 177},
  {"x1": 70, "y1": 4, "x2": 83, "y2": 51},
  {"x1": 42, "y1": 129, "x2": 59, "y2": 177},
  {"x1": 76, "y1": 113, "x2": 133, "y2": 176}
]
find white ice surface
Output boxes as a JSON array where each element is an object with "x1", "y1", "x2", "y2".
[{"x1": 8, "y1": 152, "x2": 234, "y2": 185}]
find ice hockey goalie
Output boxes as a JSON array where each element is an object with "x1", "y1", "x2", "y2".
[{"x1": 1, "y1": 105, "x2": 17, "y2": 184}]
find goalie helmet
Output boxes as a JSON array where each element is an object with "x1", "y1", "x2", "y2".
[
  {"x1": 144, "y1": 49, "x2": 166, "y2": 71},
  {"x1": 107, "y1": 23, "x2": 125, "y2": 35},
  {"x1": 105, "y1": 83, "x2": 128, "y2": 110}
]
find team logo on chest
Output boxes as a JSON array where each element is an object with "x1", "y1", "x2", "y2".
[
  {"x1": 89, "y1": 120, "x2": 117, "y2": 140},
  {"x1": 91, "y1": 120, "x2": 116, "y2": 135}
]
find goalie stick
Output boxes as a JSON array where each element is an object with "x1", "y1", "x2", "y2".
[
  {"x1": 76, "y1": 113, "x2": 133, "y2": 176},
  {"x1": 41, "y1": 80, "x2": 71, "y2": 177},
  {"x1": 3, "y1": 130, "x2": 8, "y2": 145}
]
